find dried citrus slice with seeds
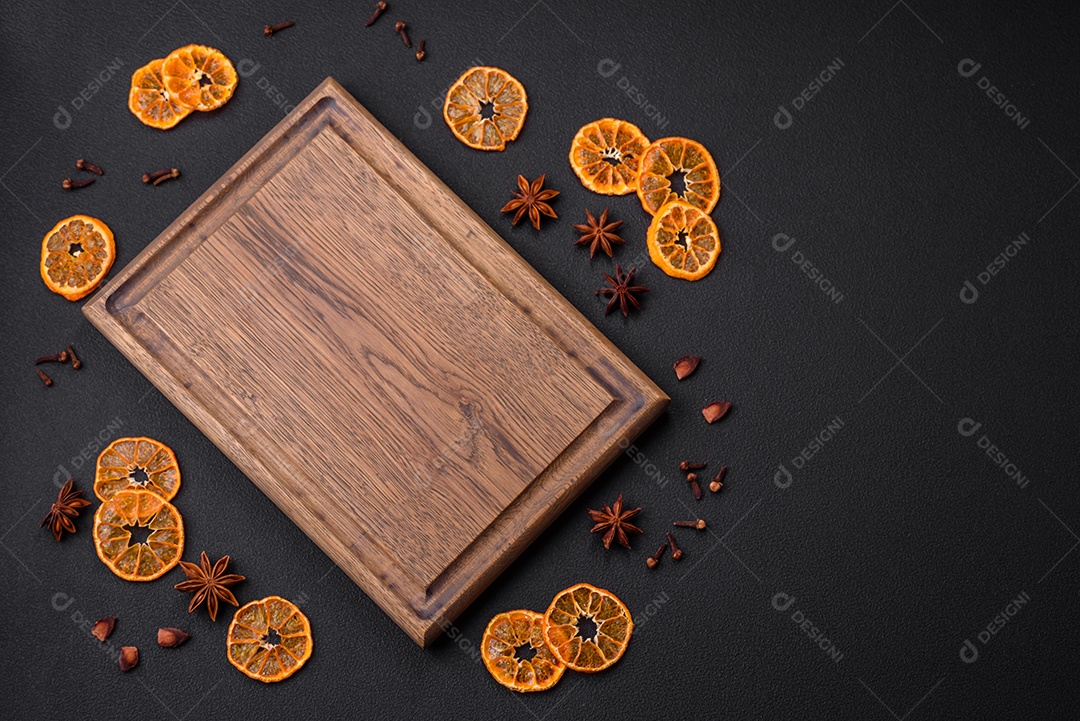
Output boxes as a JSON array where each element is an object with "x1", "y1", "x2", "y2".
[
  {"x1": 636, "y1": 137, "x2": 720, "y2": 215},
  {"x1": 128, "y1": 58, "x2": 192, "y2": 129},
  {"x1": 542, "y1": 583, "x2": 633, "y2": 673},
  {"x1": 40, "y1": 215, "x2": 115, "y2": 301},
  {"x1": 93, "y1": 488, "x2": 184, "y2": 581},
  {"x1": 227, "y1": 596, "x2": 313, "y2": 683},
  {"x1": 443, "y1": 66, "x2": 527, "y2": 151},
  {"x1": 94, "y1": 437, "x2": 181, "y2": 502},
  {"x1": 482, "y1": 610, "x2": 566, "y2": 692},
  {"x1": 646, "y1": 200, "x2": 722, "y2": 280},
  {"x1": 569, "y1": 118, "x2": 650, "y2": 195},
  {"x1": 161, "y1": 44, "x2": 238, "y2": 112}
]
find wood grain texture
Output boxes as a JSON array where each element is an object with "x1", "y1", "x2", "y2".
[{"x1": 84, "y1": 78, "x2": 668, "y2": 646}]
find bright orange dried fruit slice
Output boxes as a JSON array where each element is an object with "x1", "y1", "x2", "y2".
[
  {"x1": 161, "y1": 44, "x2": 238, "y2": 112},
  {"x1": 227, "y1": 596, "x2": 313, "y2": 683},
  {"x1": 482, "y1": 610, "x2": 566, "y2": 692},
  {"x1": 636, "y1": 137, "x2": 720, "y2": 215},
  {"x1": 569, "y1": 118, "x2": 650, "y2": 195},
  {"x1": 542, "y1": 583, "x2": 633, "y2": 673},
  {"x1": 93, "y1": 488, "x2": 184, "y2": 582},
  {"x1": 94, "y1": 436, "x2": 181, "y2": 502},
  {"x1": 647, "y1": 200, "x2": 722, "y2": 280},
  {"x1": 443, "y1": 66, "x2": 527, "y2": 151},
  {"x1": 40, "y1": 215, "x2": 115, "y2": 301},
  {"x1": 128, "y1": 58, "x2": 192, "y2": 129}
]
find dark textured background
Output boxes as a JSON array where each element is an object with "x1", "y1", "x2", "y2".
[{"x1": 3, "y1": 1, "x2": 1078, "y2": 718}]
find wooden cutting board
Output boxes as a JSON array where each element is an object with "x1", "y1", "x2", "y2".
[{"x1": 84, "y1": 77, "x2": 668, "y2": 646}]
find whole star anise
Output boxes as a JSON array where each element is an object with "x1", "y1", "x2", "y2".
[
  {"x1": 174, "y1": 551, "x2": 245, "y2": 621},
  {"x1": 573, "y1": 208, "x2": 625, "y2": 258},
  {"x1": 501, "y1": 174, "x2": 559, "y2": 230},
  {"x1": 595, "y1": 263, "x2": 649, "y2": 317},
  {"x1": 588, "y1": 492, "x2": 643, "y2": 549},
  {"x1": 40, "y1": 478, "x2": 91, "y2": 541}
]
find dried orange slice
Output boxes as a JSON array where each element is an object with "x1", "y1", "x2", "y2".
[
  {"x1": 569, "y1": 119, "x2": 650, "y2": 195},
  {"x1": 646, "y1": 200, "x2": 722, "y2": 280},
  {"x1": 542, "y1": 583, "x2": 633, "y2": 673},
  {"x1": 482, "y1": 610, "x2": 566, "y2": 692},
  {"x1": 94, "y1": 437, "x2": 181, "y2": 502},
  {"x1": 40, "y1": 215, "x2": 115, "y2": 301},
  {"x1": 161, "y1": 44, "x2": 238, "y2": 112},
  {"x1": 636, "y1": 137, "x2": 720, "y2": 215},
  {"x1": 128, "y1": 58, "x2": 192, "y2": 129},
  {"x1": 93, "y1": 488, "x2": 184, "y2": 582},
  {"x1": 443, "y1": 66, "x2": 527, "y2": 151},
  {"x1": 227, "y1": 596, "x2": 313, "y2": 683}
]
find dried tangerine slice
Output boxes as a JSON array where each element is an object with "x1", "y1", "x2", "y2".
[
  {"x1": 636, "y1": 137, "x2": 720, "y2": 215},
  {"x1": 443, "y1": 66, "x2": 527, "y2": 151},
  {"x1": 569, "y1": 118, "x2": 650, "y2": 195},
  {"x1": 227, "y1": 596, "x2": 313, "y2": 683},
  {"x1": 482, "y1": 610, "x2": 566, "y2": 692},
  {"x1": 94, "y1": 436, "x2": 181, "y2": 502},
  {"x1": 161, "y1": 44, "x2": 238, "y2": 112},
  {"x1": 128, "y1": 58, "x2": 192, "y2": 129},
  {"x1": 40, "y1": 215, "x2": 115, "y2": 301},
  {"x1": 542, "y1": 583, "x2": 633, "y2": 673},
  {"x1": 647, "y1": 200, "x2": 722, "y2": 281},
  {"x1": 93, "y1": 489, "x2": 184, "y2": 582}
]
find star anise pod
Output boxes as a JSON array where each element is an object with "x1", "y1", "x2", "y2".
[
  {"x1": 588, "y1": 492, "x2": 643, "y2": 549},
  {"x1": 573, "y1": 208, "x2": 625, "y2": 258},
  {"x1": 40, "y1": 478, "x2": 91, "y2": 541},
  {"x1": 174, "y1": 551, "x2": 245, "y2": 622},
  {"x1": 595, "y1": 263, "x2": 649, "y2": 317},
  {"x1": 501, "y1": 174, "x2": 559, "y2": 230}
]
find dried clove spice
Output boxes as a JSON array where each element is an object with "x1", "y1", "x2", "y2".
[
  {"x1": 679, "y1": 460, "x2": 706, "y2": 472},
  {"x1": 415, "y1": 38, "x2": 426, "y2": 62},
  {"x1": 35, "y1": 350, "x2": 68, "y2": 365},
  {"x1": 673, "y1": 519, "x2": 707, "y2": 530},
  {"x1": 76, "y1": 159, "x2": 104, "y2": 175},
  {"x1": 66, "y1": 345, "x2": 81, "y2": 370},
  {"x1": 710, "y1": 465, "x2": 728, "y2": 493},
  {"x1": 36, "y1": 369, "x2": 53, "y2": 387},
  {"x1": 646, "y1": 541, "x2": 667, "y2": 569},
  {"x1": 687, "y1": 472, "x2": 703, "y2": 501},
  {"x1": 263, "y1": 21, "x2": 294, "y2": 36},
  {"x1": 666, "y1": 532, "x2": 683, "y2": 560},
  {"x1": 364, "y1": 1, "x2": 388, "y2": 26},
  {"x1": 62, "y1": 177, "x2": 95, "y2": 190}
]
